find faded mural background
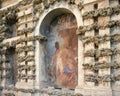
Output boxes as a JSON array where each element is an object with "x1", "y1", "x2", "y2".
[{"x1": 45, "y1": 14, "x2": 78, "y2": 88}]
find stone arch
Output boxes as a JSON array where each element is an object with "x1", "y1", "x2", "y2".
[
  {"x1": 34, "y1": 1, "x2": 84, "y2": 88},
  {"x1": 40, "y1": 8, "x2": 74, "y2": 35}
]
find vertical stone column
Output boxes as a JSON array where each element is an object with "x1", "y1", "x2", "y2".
[
  {"x1": 84, "y1": 19, "x2": 95, "y2": 88},
  {"x1": 98, "y1": 28, "x2": 112, "y2": 96},
  {"x1": 77, "y1": 37, "x2": 84, "y2": 87},
  {"x1": 16, "y1": 42, "x2": 26, "y2": 87},
  {"x1": 16, "y1": 4, "x2": 36, "y2": 90},
  {"x1": 35, "y1": 40, "x2": 48, "y2": 88},
  {"x1": 110, "y1": 1, "x2": 120, "y2": 95},
  {"x1": 76, "y1": 3, "x2": 94, "y2": 93},
  {"x1": 1, "y1": 48, "x2": 6, "y2": 87},
  {"x1": 78, "y1": 37, "x2": 84, "y2": 87},
  {"x1": 77, "y1": 0, "x2": 113, "y2": 95},
  {"x1": 0, "y1": 52, "x2": 2, "y2": 84}
]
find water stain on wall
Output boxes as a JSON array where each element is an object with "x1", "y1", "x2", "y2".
[{"x1": 45, "y1": 13, "x2": 78, "y2": 88}]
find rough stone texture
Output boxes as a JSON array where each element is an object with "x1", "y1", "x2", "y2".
[
  {"x1": 2, "y1": 0, "x2": 18, "y2": 8},
  {"x1": 0, "y1": 0, "x2": 120, "y2": 96}
]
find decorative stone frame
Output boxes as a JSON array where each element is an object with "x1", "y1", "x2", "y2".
[{"x1": 34, "y1": 1, "x2": 84, "y2": 89}]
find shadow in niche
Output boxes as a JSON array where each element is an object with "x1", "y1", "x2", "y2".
[
  {"x1": 5, "y1": 47, "x2": 17, "y2": 87},
  {"x1": 40, "y1": 8, "x2": 78, "y2": 89}
]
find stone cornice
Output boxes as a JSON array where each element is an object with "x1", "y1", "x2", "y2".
[
  {"x1": 83, "y1": 61, "x2": 120, "y2": 71},
  {"x1": 84, "y1": 48, "x2": 120, "y2": 57},
  {"x1": 0, "y1": 86, "x2": 83, "y2": 96},
  {"x1": 85, "y1": 74, "x2": 120, "y2": 82},
  {"x1": 0, "y1": 35, "x2": 47, "y2": 49},
  {"x1": 16, "y1": 45, "x2": 34, "y2": 53},
  {"x1": 77, "y1": 20, "x2": 120, "y2": 35},
  {"x1": 82, "y1": 34, "x2": 120, "y2": 45},
  {"x1": 83, "y1": 5, "x2": 120, "y2": 19},
  {"x1": 17, "y1": 54, "x2": 34, "y2": 63}
]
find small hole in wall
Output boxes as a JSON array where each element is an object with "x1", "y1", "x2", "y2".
[
  {"x1": 94, "y1": 29, "x2": 99, "y2": 36},
  {"x1": 0, "y1": 1, "x2": 1, "y2": 9},
  {"x1": 94, "y1": 70, "x2": 99, "y2": 86},
  {"x1": 95, "y1": 81, "x2": 99, "y2": 86},
  {"x1": 94, "y1": 42, "x2": 98, "y2": 49},
  {"x1": 94, "y1": 3, "x2": 98, "y2": 10},
  {"x1": 25, "y1": 68, "x2": 28, "y2": 82},
  {"x1": 93, "y1": 17, "x2": 98, "y2": 22},
  {"x1": 95, "y1": 56, "x2": 98, "y2": 61},
  {"x1": 118, "y1": 0, "x2": 120, "y2": 4},
  {"x1": 25, "y1": 23, "x2": 28, "y2": 28}
]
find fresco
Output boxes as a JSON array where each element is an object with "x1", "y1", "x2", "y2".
[{"x1": 45, "y1": 14, "x2": 78, "y2": 88}]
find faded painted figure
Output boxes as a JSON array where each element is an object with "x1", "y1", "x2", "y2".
[{"x1": 46, "y1": 14, "x2": 78, "y2": 88}]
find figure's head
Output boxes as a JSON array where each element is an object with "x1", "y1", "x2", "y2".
[{"x1": 55, "y1": 42, "x2": 59, "y2": 49}]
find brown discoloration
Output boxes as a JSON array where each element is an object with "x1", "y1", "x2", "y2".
[{"x1": 48, "y1": 14, "x2": 78, "y2": 88}]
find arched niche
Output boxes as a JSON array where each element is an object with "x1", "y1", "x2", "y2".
[
  {"x1": 40, "y1": 8, "x2": 73, "y2": 35},
  {"x1": 35, "y1": 2, "x2": 84, "y2": 89},
  {"x1": 40, "y1": 8, "x2": 78, "y2": 88}
]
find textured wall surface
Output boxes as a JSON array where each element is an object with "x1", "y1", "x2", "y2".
[{"x1": 0, "y1": 0, "x2": 120, "y2": 96}]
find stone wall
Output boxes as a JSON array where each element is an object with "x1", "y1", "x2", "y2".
[
  {"x1": 110, "y1": 0, "x2": 120, "y2": 96},
  {"x1": 0, "y1": 0, "x2": 119, "y2": 96}
]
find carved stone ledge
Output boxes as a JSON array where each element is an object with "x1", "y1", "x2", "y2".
[
  {"x1": 16, "y1": 45, "x2": 34, "y2": 53},
  {"x1": 84, "y1": 48, "x2": 120, "y2": 57},
  {"x1": 85, "y1": 74, "x2": 120, "y2": 82},
  {"x1": 18, "y1": 0, "x2": 33, "y2": 6},
  {"x1": 17, "y1": 27, "x2": 34, "y2": 36},
  {"x1": 0, "y1": 86, "x2": 83, "y2": 96},
  {"x1": 17, "y1": 55, "x2": 34, "y2": 63},
  {"x1": 77, "y1": 20, "x2": 120, "y2": 35},
  {"x1": 83, "y1": 5, "x2": 120, "y2": 19},
  {"x1": 1, "y1": 35, "x2": 47, "y2": 48},
  {"x1": 83, "y1": 61, "x2": 120, "y2": 71}
]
